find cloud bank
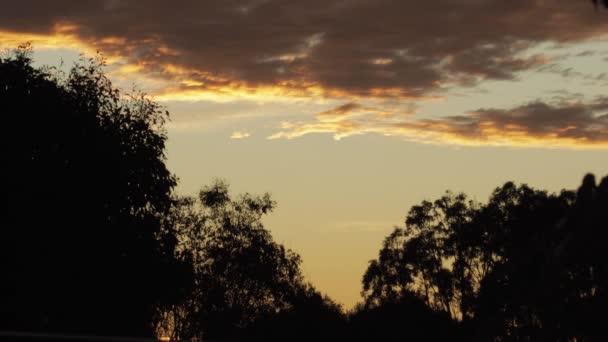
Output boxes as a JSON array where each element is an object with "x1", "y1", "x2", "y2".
[
  {"x1": 1, "y1": 0, "x2": 607, "y2": 99},
  {"x1": 270, "y1": 97, "x2": 608, "y2": 148},
  {"x1": 1, "y1": 0, "x2": 607, "y2": 147}
]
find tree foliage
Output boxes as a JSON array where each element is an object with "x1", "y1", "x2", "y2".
[
  {"x1": 159, "y1": 181, "x2": 344, "y2": 340},
  {"x1": 348, "y1": 294, "x2": 462, "y2": 341},
  {"x1": 0, "y1": 45, "x2": 183, "y2": 337},
  {"x1": 0, "y1": 47, "x2": 344, "y2": 339},
  {"x1": 363, "y1": 174, "x2": 608, "y2": 340}
]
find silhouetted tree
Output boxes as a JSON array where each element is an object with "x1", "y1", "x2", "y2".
[
  {"x1": 238, "y1": 284, "x2": 346, "y2": 341},
  {"x1": 551, "y1": 174, "x2": 608, "y2": 340},
  {"x1": 348, "y1": 293, "x2": 463, "y2": 341},
  {"x1": 363, "y1": 191, "x2": 480, "y2": 321},
  {"x1": 0, "y1": 45, "x2": 186, "y2": 338},
  {"x1": 470, "y1": 183, "x2": 575, "y2": 340},
  {"x1": 363, "y1": 174, "x2": 607, "y2": 341},
  {"x1": 159, "y1": 181, "x2": 344, "y2": 340}
]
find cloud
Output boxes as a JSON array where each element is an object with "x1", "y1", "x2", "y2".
[
  {"x1": 230, "y1": 131, "x2": 251, "y2": 139},
  {"x1": 315, "y1": 102, "x2": 411, "y2": 122},
  {"x1": 269, "y1": 97, "x2": 608, "y2": 148},
  {"x1": 4, "y1": 1, "x2": 607, "y2": 148},
  {"x1": 317, "y1": 102, "x2": 364, "y2": 118},
  {"x1": 1, "y1": 0, "x2": 607, "y2": 100},
  {"x1": 537, "y1": 61, "x2": 608, "y2": 85}
]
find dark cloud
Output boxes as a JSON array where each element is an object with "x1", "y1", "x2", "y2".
[
  {"x1": 576, "y1": 50, "x2": 597, "y2": 57},
  {"x1": 271, "y1": 97, "x2": 608, "y2": 147},
  {"x1": 1, "y1": 0, "x2": 607, "y2": 98},
  {"x1": 538, "y1": 63, "x2": 608, "y2": 84},
  {"x1": 317, "y1": 102, "x2": 363, "y2": 117},
  {"x1": 410, "y1": 97, "x2": 608, "y2": 143}
]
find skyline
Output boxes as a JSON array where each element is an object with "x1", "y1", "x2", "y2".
[{"x1": 2, "y1": 0, "x2": 608, "y2": 308}]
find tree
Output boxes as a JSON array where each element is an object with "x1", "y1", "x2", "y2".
[
  {"x1": 551, "y1": 174, "x2": 608, "y2": 340},
  {"x1": 239, "y1": 284, "x2": 346, "y2": 341},
  {"x1": 0, "y1": 45, "x2": 185, "y2": 338},
  {"x1": 362, "y1": 191, "x2": 480, "y2": 320},
  {"x1": 348, "y1": 294, "x2": 463, "y2": 341},
  {"x1": 362, "y1": 174, "x2": 607, "y2": 341},
  {"x1": 159, "y1": 181, "x2": 342, "y2": 341},
  {"x1": 470, "y1": 183, "x2": 575, "y2": 340}
]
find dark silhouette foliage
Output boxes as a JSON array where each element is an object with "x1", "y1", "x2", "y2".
[
  {"x1": 158, "y1": 181, "x2": 345, "y2": 341},
  {"x1": 0, "y1": 45, "x2": 185, "y2": 338},
  {"x1": 363, "y1": 174, "x2": 608, "y2": 341},
  {"x1": 347, "y1": 294, "x2": 463, "y2": 341},
  {"x1": 0, "y1": 47, "x2": 344, "y2": 340},
  {"x1": 236, "y1": 284, "x2": 347, "y2": 341}
]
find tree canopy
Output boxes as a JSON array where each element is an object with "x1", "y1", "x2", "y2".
[
  {"x1": 158, "y1": 180, "x2": 345, "y2": 340},
  {"x1": 0, "y1": 45, "x2": 183, "y2": 337},
  {"x1": 363, "y1": 174, "x2": 608, "y2": 341},
  {"x1": 0, "y1": 47, "x2": 344, "y2": 340}
]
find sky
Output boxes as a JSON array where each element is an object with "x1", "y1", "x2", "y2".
[{"x1": 1, "y1": 0, "x2": 607, "y2": 308}]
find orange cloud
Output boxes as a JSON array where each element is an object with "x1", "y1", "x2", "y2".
[
  {"x1": 2, "y1": 1, "x2": 607, "y2": 147},
  {"x1": 2, "y1": 0, "x2": 607, "y2": 103},
  {"x1": 269, "y1": 99, "x2": 608, "y2": 148},
  {"x1": 0, "y1": 24, "x2": 96, "y2": 55}
]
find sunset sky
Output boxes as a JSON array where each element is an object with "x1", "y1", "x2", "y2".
[{"x1": 2, "y1": 0, "x2": 607, "y2": 308}]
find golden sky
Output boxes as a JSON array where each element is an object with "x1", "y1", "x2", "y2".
[{"x1": 2, "y1": 0, "x2": 608, "y2": 307}]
